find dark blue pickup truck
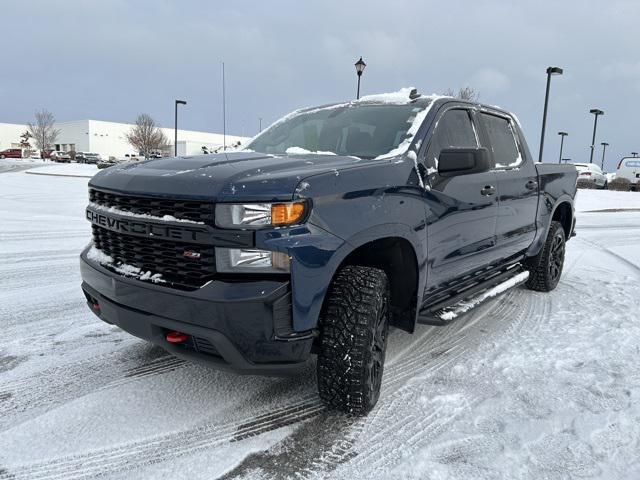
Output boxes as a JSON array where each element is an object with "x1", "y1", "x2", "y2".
[{"x1": 80, "y1": 89, "x2": 577, "y2": 414}]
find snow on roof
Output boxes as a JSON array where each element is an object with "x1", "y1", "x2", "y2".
[{"x1": 356, "y1": 87, "x2": 419, "y2": 104}]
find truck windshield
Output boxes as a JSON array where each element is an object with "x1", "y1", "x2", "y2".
[{"x1": 247, "y1": 103, "x2": 430, "y2": 159}]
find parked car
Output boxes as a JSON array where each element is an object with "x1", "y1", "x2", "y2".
[
  {"x1": 76, "y1": 152, "x2": 102, "y2": 164},
  {"x1": 0, "y1": 148, "x2": 23, "y2": 159},
  {"x1": 80, "y1": 90, "x2": 578, "y2": 414},
  {"x1": 50, "y1": 151, "x2": 72, "y2": 163},
  {"x1": 573, "y1": 162, "x2": 607, "y2": 188},
  {"x1": 616, "y1": 157, "x2": 640, "y2": 189}
]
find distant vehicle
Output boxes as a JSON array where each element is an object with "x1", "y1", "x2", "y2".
[
  {"x1": 50, "y1": 151, "x2": 72, "y2": 163},
  {"x1": 573, "y1": 163, "x2": 607, "y2": 188},
  {"x1": 0, "y1": 148, "x2": 23, "y2": 159},
  {"x1": 76, "y1": 152, "x2": 102, "y2": 164},
  {"x1": 616, "y1": 157, "x2": 640, "y2": 188}
]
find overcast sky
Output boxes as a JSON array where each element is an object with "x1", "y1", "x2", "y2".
[{"x1": 2, "y1": 0, "x2": 639, "y2": 168}]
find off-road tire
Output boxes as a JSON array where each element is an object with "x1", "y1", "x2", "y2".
[
  {"x1": 525, "y1": 220, "x2": 566, "y2": 292},
  {"x1": 316, "y1": 265, "x2": 390, "y2": 415}
]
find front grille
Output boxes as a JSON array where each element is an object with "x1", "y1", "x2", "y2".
[
  {"x1": 89, "y1": 188, "x2": 214, "y2": 225},
  {"x1": 92, "y1": 225, "x2": 215, "y2": 290}
]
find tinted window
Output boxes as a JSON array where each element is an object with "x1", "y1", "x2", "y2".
[
  {"x1": 424, "y1": 109, "x2": 477, "y2": 169},
  {"x1": 481, "y1": 113, "x2": 521, "y2": 168},
  {"x1": 248, "y1": 102, "x2": 432, "y2": 159}
]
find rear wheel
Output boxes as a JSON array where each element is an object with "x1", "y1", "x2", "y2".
[
  {"x1": 525, "y1": 220, "x2": 566, "y2": 292},
  {"x1": 316, "y1": 265, "x2": 390, "y2": 415}
]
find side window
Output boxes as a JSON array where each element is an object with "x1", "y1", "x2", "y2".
[
  {"x1": 424, "y1": 109, "x2": 477, "y2": 170},
  {"x1": 481, "y1": 113, "x2": 522, "y2": 168}
]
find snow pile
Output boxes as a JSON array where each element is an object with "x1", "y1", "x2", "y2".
[
  {"x1": 438, "y1": 270, "x2": 530, "y2": 321},
  {"x1": 88, "y1": 202, "x2": 204, "y2": 224},
  {"x1": 285, "y1": 147, "x2": 337, "y2": 156},
  {"x1": 25, "y1": 163, "x2": 99, "y2": 178},
  {"x1": 87, "y1": 245, "x2": 165, "y2": 283}
]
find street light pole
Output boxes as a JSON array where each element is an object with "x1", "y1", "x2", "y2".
[
  {"x1": 354, "y1": 57, "x2": 366, "y2": 100},
  {"x1": 588, "y1": 108, "x2": 604, "y2": 163},
  {"x1": 174, "y1": 100, "x2": 187, "y2": 157},
  {"x1": 600, "y1": 142, "x2": 609, "y2": 170},
  {"x1": 538, "y1": 66, "x2": 563, "y2": 163},
  {"x1": 558, "y1": 131, "x2": 568, "y2": 164}
]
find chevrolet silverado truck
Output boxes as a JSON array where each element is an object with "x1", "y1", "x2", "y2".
[{"x1": 80, "y1": 88, "x2": 578, "y2": 414}]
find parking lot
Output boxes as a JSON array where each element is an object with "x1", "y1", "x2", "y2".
[{"x1": 0, "y1": 161, "x2": 639, "y2": 479}]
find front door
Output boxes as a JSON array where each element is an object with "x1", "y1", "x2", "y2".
[{"x1": 419, "y1": 106, "x2": 501, "y2": 295}]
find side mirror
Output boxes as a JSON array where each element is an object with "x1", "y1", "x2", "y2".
[{"x1": 438, "y1": 148, "x2": 492, "y2": 176}]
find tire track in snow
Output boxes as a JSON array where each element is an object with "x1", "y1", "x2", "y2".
[
  {"x1": 0, "y1": 298, "x2": 512, "y2": 480},
  {"x1": 332, "y1": 290, "x2": 549, "y2": 478},
  {"x1": 224, "y1": 289, "x2": 543, "y2": 479},
  {"x1": 0, "y1": 349, "x2": 187, "y2": 429},
  {"x1": 1, "y1": 281, "x2": 550, "y2": 480}
]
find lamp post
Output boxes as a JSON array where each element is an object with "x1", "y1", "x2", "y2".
[
  {"x1": 600, "y1": 142, "x2": 609, "y2": 170},
  {"x1": 354, "y1": 57, "x2": 366, "y2": 99},
  {"x1": 558, "y1": 131, "x2": 568, "y2": 164},
  {"x1": 588, "y1": 108, "x2": 604, "y2": 163},
  {"x1": 174, "y1": 100, "x2": 187, "y2": 157},
  {"x1": 538, "y1": 66, "x2": 563, "y2": 162}
]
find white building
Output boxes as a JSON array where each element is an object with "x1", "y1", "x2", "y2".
[{"x1": 0, "y1": 120, "x2": 249, "y2": 158}]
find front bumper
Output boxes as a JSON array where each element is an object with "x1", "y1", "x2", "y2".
[{"x1": 80, "y1": 248, "x2": 314, "y2": 376}]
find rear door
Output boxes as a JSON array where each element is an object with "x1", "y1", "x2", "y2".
[
  {"x1": 419, "y1": 106, "x2": 500, "y2": 293},
  {"x1": 478, "y1": 111, "x2": 538, "y2": 259}
]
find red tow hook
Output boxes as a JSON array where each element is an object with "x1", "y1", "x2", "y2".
[
  {"x1": 166, "y1": 331, "x2": 189, "y2": 344},
  {"x1": 91, "y1": 302, "x2": 100, "y2": 312}
]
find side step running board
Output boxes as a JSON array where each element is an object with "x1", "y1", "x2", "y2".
[{"x1": 417, "y1": 265, "x2": 529, "y2": 326}]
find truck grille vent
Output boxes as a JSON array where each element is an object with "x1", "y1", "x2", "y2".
[
  {"x1": 91, "y1": 225, "x2": 216, "y2": 290},
  {"x1": 89, "y1": 188, "x2": 214, "y2": 225}
]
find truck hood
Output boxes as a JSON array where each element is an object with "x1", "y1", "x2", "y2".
[{"x1": 89, "y1": 151, "x2": 366, "y2": 202}]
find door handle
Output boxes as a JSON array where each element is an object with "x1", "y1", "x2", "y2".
[
  {"x1": 526, "y1": 180, "x2": 538, "y2": 190},
  {"x1": 480, "y1": 185, "x2": 496, "y2": 196}
]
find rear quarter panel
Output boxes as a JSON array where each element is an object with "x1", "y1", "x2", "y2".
[{"x1": 527, "y1": 163, "x2": 578, "y2": 257}]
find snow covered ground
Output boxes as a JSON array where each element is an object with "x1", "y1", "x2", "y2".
[
  {"x1": 1, "y1": 162, "x2": 640, "y2": 479},
  {"x1": 25, "y1": 162, "x2": 99, "y2": 178}
]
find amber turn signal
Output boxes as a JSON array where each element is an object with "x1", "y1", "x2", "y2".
[{"x1": 271, "y1": 202, "x2": 306, "y2": 226}]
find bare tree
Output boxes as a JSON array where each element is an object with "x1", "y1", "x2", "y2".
[
  {"x1": 444, "y1": 86, "x2": 479, "y2": 101},
  {"x1": 125, "y1": 114, "x2": 170, "y2": 159},
  {"x1": 27, "y1": 110, "x2": 60, "y2": 153}
]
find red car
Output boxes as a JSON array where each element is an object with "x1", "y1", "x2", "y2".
[{"x1": 0, "y1": 148, "x2": 23, "y2": 159}]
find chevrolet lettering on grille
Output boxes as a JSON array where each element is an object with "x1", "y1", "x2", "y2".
[{"x1": 86, "y1": 208, "x2": 202, "y2": 242}]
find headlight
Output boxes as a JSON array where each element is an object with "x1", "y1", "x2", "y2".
[
  {"x1": 215, "y1": 201, "x2": 307, "y2": 229},
  {"x1": 215, "y1": 247, "x2": 290, "y2": 273}
]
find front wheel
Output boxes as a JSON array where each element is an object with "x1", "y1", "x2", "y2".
[
  {"x1": 525, "y1": 220, "x2": 566, "y2": 292},
  {"x1": 316, "y1": 265, "x2": 390, "y2": 415}
]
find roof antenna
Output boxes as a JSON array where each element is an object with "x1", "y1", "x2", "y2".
[{"x1": 409, "y1": 88, "x2": 420, "y2": 100}]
